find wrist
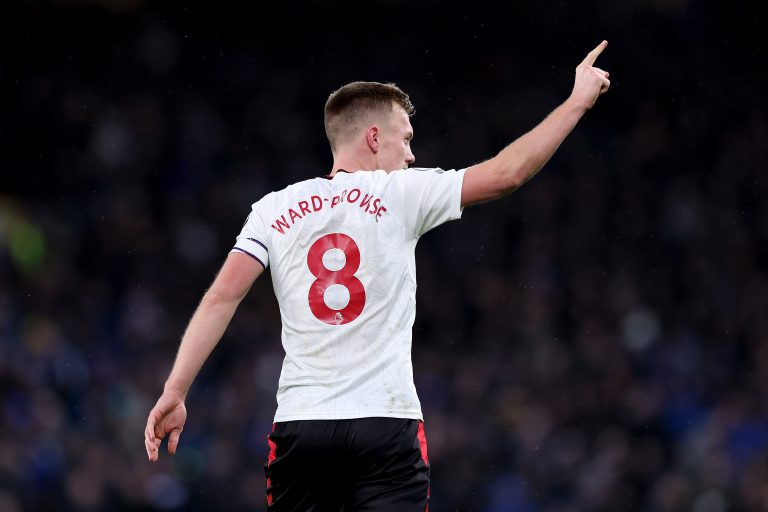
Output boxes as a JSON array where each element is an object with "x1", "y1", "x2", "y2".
[
  {"x1": 564, "y1": 94, "x2": 592, "y2": 115},
  {"x1": 164, "y1": 381, "x2": 189, "y2": 400}
]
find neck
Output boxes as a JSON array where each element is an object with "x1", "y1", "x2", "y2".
[{"x1": 330, "y1": 150, "x2": 377, "y2": 176}]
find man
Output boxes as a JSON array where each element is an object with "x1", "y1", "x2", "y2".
[{"x1": 145, "y1": 41, "x2": 611, "y2": 510}]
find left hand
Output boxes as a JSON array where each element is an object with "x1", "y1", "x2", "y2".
[
  {"x1": 144, "y1": 387, "x2": 187, "y2": 462},
  {"x1": 570, "y1": 40, "x2": 611, "y2": 111}
]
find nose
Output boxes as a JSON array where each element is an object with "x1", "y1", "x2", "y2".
[{"x1": 406, "y1": 149, "x2": 415, "y2": 166}]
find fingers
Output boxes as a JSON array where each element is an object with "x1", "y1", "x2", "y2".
[
  {"x1": 145, "y1": 413, "x2": 156, "y2": 460},
  {"x1": 594, "y1": 67, "x2": 611, "y2": 92},
  {"x1": 581, "y1": 40, "x2": 608, "y2": 67},
  {"x1": 145, "y1": 436, "x2": 161, "y2": 462},
  {"x1": 600, "y1": 73, "x2": 611, "y2": 94},
  {"x1": 168, "y1": 427, "x2": 183, "y2": 454},
  {"x1": 145, "y1": 409, "x2": 163, "y2": 461},
  {"x1": 144, "y1": 392, "x2": 187, "y2": 462},
  {"x1": 144, "y1": 424, "x2": 182, "y2": 461}
]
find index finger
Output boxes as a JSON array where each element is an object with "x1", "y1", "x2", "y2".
[{"x1": 581, "y1": 40, "x2": 608, "y2": 67}]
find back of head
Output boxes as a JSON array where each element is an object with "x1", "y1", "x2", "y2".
[{"x1": 324, "y1": 81, "x2": 414, "y2": 153}]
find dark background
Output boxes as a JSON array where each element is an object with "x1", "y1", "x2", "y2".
[{"x1": 1, "y1": 0, "x2": 767, "y2": 510}]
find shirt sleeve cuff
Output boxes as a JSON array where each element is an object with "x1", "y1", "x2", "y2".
[
  {"x1": 231, "y1": 237, "x2": 269, "y2": 268},
  {"x1": 452, "y1": 168, "x2": 468, "y2": 220}
]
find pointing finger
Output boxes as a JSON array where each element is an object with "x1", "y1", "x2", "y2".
[{"x1": 582, "y1": 40, "x2": 608, "y2": 67}]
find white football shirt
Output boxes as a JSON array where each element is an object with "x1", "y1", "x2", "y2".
[{"x1": 232, "y1": 167, "x2": 466, "y2": 421}]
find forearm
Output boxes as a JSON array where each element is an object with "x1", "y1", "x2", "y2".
[
  {"x1": 492, "y1": 96, "x2": 587, "y2": 193},
  {"x1": 462, "y1": 42, "x2": 610, "y2": 207},
  {"x1": 164, "y1": 290, "x2": 241, "y2": 398}
]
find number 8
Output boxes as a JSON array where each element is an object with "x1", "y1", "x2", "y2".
[{"x1": 307, "y1": 233, "x2": 366, "y2": 325}]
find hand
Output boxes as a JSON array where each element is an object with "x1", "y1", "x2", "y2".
[
  {"x1": 570, "y1": 40, "x2": 611, "y2": 111},
  {"x1": 145, "y1": 387, "x2": 187, "y2": 462}
]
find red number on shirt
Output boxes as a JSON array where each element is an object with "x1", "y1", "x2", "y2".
[{"x1": 307, "y1": 233, "x2": 366, "y2": 325}]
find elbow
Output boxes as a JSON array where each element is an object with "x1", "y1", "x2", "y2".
[
  {"x1": 202, "y1": 286, "x2": 242, "y2": 308},
  {"x1": 465, "y1": 155, "x2": 531, "y2": 206},
  {"x1": 490, "y1": 159, "x2": 526, "y2": 196}
]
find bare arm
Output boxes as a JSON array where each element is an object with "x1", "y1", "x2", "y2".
[
  {"x1": 461, "y1": 41, "x2": 611, "y2": 207},
  {"x1": 144, "y1": 251, "x2": 264, "y2": 461}
]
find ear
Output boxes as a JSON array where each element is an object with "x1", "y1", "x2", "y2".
[{"x1": 365, "y1": 126, "x2": 380, "y2": 153}]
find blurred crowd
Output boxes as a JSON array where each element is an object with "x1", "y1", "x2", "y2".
[{"x1": 1, "y1": 1, "x2": 767, "y2": 511}]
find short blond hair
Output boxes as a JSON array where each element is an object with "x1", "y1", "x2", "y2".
[{"x1": 324, "y1": 81, "x2": 415, "y2": 151}]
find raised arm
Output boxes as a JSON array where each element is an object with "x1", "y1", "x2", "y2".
[
  {"x1": 461, "y1": 41, "x2": 611, "y2": 207},
  {"x1": 144, "y1": 251, "x2": 264, "y2": 461}
]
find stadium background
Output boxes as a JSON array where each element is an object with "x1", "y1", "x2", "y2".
[{"x1": 1, "y1": 0, "x2": 767, "y2": 510}]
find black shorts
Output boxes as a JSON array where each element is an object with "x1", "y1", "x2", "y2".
[{"x1": 264, "y1": 417, "x2": 430, "y2": 511}]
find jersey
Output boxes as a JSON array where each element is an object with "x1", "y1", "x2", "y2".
[{"x1": 231, "y1": 167, "x2": 466, "y2": 422}]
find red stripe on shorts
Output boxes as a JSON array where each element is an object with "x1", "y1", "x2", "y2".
[
  {"x1": 266, "y1": 423, "x2": 277, "y2": 506},
  {"x1": 267, "y1": 437, "x2": 277, "y2": 465},
  {"x1": 417, "y1": 421, "x2": 430, "y2": 512},
  {"x1": 417, "y1": 421, "x2": 429, "y2": 465}
]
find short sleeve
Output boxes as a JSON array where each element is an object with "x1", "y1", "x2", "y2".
[
  {"x1": 231, "y1": 204, "x2": 269, "y2": 269},
  {"x1": 387, "y1": 167, "x2": 467, "y2": 236}
]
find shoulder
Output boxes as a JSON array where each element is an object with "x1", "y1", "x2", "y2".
[
  {"x1": 388, "y1": 167, "x2": 449, "y2": 181},
  {"x1": 335, "y1": 169, "x2": 388, "y2": 182},
  {"x1": 281, "y1": 176, "x2": 326, "y2": 194},
  {"x1": 407, "y1": 167, "x2": 449, "y2": 174},
  {"x1": 253, "y1": 177, "x2": 324, "y2": 206},
  {"x1": 385, "y1": 167, "x2": 454, "y2": 187}
]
